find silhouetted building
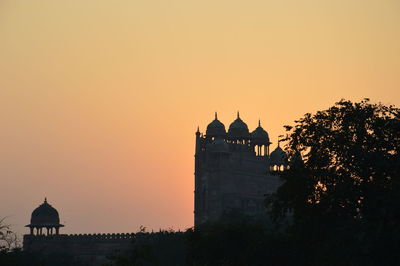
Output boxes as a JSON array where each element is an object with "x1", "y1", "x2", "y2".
[
  {"x1": 194, "y1": 112, "x2": 288, "y2": 226},
  {"x1": 23, "y1": 115, "x2": 289, "y2": 264},
  {"x1": 23, "y1": 199, "x2": 139, "y2": 265},
  {"x1": 26, "y1": 198, "x2": 64, "y2": 236}
]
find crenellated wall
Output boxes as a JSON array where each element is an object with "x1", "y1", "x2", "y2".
[{"x1": 23, "y1": 233, "x2": 147, "y2": 265}]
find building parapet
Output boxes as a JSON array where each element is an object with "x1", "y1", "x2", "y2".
[{"x1": 24, "y1": 232, "x2": 136, "y2": 241}]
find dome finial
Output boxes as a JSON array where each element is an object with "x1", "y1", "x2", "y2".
[
  {"x1": 237, "y1": 111, "x2": 240, "y2": 119},
  {"x1": 196, "y1": 126, "x2": 200, "y2": 133},
  {"x1": 258, "y1": 119, "x2": 261, "y2": 127},
  {"x1": 44, "y1": 197, "x2": 47, "y2": 203},
  {"x1": 206, "y1": 113, "x2": 226, "y2": 137}
]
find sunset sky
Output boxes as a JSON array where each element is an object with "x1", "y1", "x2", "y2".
[{"x1": 1, "y1": 0, "x2": 399, "y2": 235}]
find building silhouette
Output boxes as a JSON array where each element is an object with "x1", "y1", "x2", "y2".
[
  {"x1": 22, "y1": 112, "x2": 289, "y2": 264},
  {"x1": 25, "y1": 198, "x2": 64, "y2": 236},
  {"x1": 23, "y1": 199, "x2": 138, "y2": 265},
  {"x1": 194, "y1": 112, "x2": 288, "y2": 226}
]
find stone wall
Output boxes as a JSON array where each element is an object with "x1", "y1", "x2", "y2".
[{"x1": 23, "y1": 233, "x2": 139, "y2": 265}]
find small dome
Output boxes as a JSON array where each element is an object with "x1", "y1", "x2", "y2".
[
  {"x1": 228, "y1": 112, "x2": 250, "y2": 139},
  {"x1": 30, "y1": 198, "x2": 61, "y2": 226},
  {"x1": 251, "y1": 120, "x2": 270, "y2": 145},
  {"x1": 206, "y1": 113, "x2": 226, "y2": 138},
  {"x1": 207, "y1": 138, "x2": 229, "y2": 153},
  {"x1": 270, "y1": 146, "x2": 288, "y2": 166}
]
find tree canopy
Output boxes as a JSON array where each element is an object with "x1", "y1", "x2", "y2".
[{"x1": 268, "y1": 99, "x2": 400, "y2": 265}]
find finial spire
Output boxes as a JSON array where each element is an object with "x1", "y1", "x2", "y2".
[
  {"x1": 215, "y1": 112, "x2": 218, "y2": 120},
  {"x1": 44, "y1": 197, "x2": 47, "y2": 203},
  {"x1": 196, "y1": 126, "x2": 200, "y2": 133},
  {"x1": 258, "y1": 119, "x2": 261, "y2": 127},
  {"x1": 237, "y1": 111, "x2": 240, "y2": 119}
]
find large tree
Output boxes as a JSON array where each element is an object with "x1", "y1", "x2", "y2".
[{"x1": 268, "y1": 99, "x2": 400, "y2": 265}]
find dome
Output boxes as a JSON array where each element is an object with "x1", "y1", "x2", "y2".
[
  {"x1": 207, "y1": 138, "x2": 229, "y2": 153},
  {"x1": 270, "y1": 146, "x2": 288, "y2": 166},
  {"x1": 251, "y1": 120, "x2": 270, "y2": 145},
  {"x1": 228, "y1": 112, "x2": 250, "y2": 139},
  {"x1": 206, "y1": 113, "x2": 226, "y2": 138},
  {"x1": 30, "y1": 198, "x2": 61, "y2": 226}
]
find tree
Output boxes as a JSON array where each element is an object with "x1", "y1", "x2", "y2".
[
  {"x1": 0, "y1": 217, "x2": 19, "y2": 252},
  {"x1": 186, "y1": 219, "x2": 293, "y2": 266},
  {"x1": 268, "y1": 99, "x2": 400, "y2": 265},
  {"x1": 107, "y1": 230, "x2": 187, "y2": 266}
]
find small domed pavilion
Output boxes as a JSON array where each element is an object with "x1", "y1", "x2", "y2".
[
  {"x1": 26, "y1": 198, "x2": 64, "y2": 236},
  {"x1": 269, "y1": 144, "x2": 289, "y2": 172},
  {"x1": 251, "y1": 120, "x2": 271, "y2": 156}
]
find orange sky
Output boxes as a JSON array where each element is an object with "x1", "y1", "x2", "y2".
[{"x1": 1, "y1": 0, "x2": 399, "y2": 236}]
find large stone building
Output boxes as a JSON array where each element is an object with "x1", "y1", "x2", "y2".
[{"x1": 194, "y1": 112, "x2": 288, "y2": 226}]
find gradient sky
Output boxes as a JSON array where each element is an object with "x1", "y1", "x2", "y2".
[{"x1": 1, "y1": 0, "x2": 399, "y2": 236}]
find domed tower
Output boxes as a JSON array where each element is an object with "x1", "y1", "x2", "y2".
[
  {"x1": 206, "y1": 112, "x2": 226, "y2": 140},
  {"x1": 26, "y1": 198, "x2": 64, "y2": 236},
  {"x1": 227, "y1": 112, "x2": 250, "y2": 144},
  {"x1": 269, "y1": 144, "x2": 289, "y2": 172},
  {"x1": 250, "y1": 120, "x2": 271, "y2": 156},
  {"x1": 194, "y1": 112, "x2": 284, "y2": 226}
]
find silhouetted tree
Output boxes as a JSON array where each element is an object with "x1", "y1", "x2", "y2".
[
  {"x1": 268, "y1": 99, "x2": 400, "y2": 265},
  {"x1": 0, "y1": 217, "x2": 19, "y2": 252},
  {"x1": 107, "y1": 230, "x2": 186, "y2": 266},
  {"x1": 185, "y1": 211, "x2": 296, "y2": 266}
]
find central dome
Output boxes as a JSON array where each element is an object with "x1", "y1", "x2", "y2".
[
  {"x1": 228, "y1": 112, "x2": 250, "y2": 139},
  {"x1": 30, "y1": 198, "x2": 61, "y2": 226},
  {"x1": 206, "y1": 112, "x2": 226, "y2": 138}
]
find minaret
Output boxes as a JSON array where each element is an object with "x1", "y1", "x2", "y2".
[
  {"x1": 194, "y1": 126, "x2": 201, "y2": 226},
  {"x1": 195, "y1": 126, "x2": 201, "y2": 154}
]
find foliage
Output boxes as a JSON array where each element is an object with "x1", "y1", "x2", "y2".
[
  {"x1": 107, "y1": 230, "x2": 186, "y2": 266},
  {"x1": 186, "y1": 218, "x2": 292, "y2": 266},
  {"x1": 0, "y1": 218, "x2": 44, "y2": 265},
  {"x1": 108, "y1": 214, "x2": 292, "y2": 266},
  {"x1": 268, "y1": 99, "x2": 400, "y2": 265},
  {"x1": 0, "y1": 217, "x2": 20, "y2": 252}
]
